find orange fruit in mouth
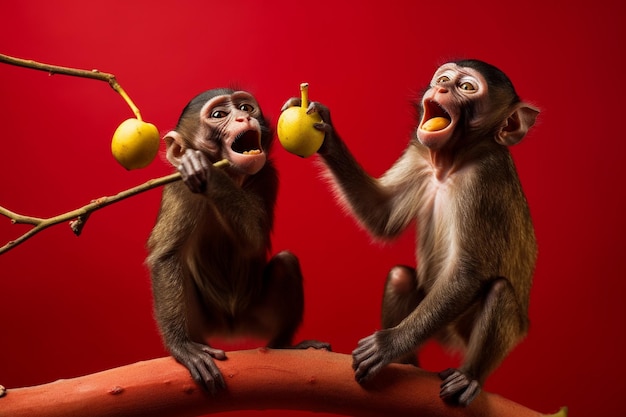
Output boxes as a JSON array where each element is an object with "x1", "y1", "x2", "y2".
[{"x1": 422, "y1": 117, "x2": 450, "y2": 132}]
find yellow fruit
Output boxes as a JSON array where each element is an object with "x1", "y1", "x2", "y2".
[
  {"x1": 111, "y1": 118, "x2": 160, "y2": 170},
  {"x1": 422, "y1": 117, "x2": 450, "y2": 132},
  {"x1": 277, "y1": 83, "x2": 325, "y2": 158}
]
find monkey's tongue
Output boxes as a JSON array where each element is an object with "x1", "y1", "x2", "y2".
[{"x1": 422, "y1": 117, "x2": 451, "y2": 131}]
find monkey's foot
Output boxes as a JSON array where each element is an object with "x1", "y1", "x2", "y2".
[
  {"x1": 438, "y1": 368, "x2": 481, "y2": 406},
  {"x1": 292, "y1": 340, "x2": 332, "y2": 351},
  {"x1": 171, "y1": 342, "x2": 227, "y2": 395}
]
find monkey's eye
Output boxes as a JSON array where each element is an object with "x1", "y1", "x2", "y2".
[
  {"x1": 211, "y1": 110, "x2": 228, "y2": 118},
  {"x1": 239, "y1": 103, "x2": 255, "y2": 113},
  {"x1": 436, "y1": 75, "x2": 450, "y2": 84},
  {"x1": 459, "y1": 82, "x2": 476, "y2": 91}
]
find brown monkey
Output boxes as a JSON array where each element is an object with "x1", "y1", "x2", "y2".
[
  {"x1": 282, "y1": 60, "x2": 538, "y2": 406},
  {"x1": 147, "y1": 88, "x2": 329, "y2": 394}
]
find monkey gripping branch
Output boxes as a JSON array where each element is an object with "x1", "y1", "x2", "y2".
[
  {"x1": 0, "y1": 349, "x2": 567, "y2": 417},
  {"x1": 0, "y1": 54, "x2": 567, "y2": 416}
]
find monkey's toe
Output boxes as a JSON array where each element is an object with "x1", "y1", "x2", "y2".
[
  {"x1": 439, "y1": 368, "x2": 481, "y2": 406},
  {"x1": 293, "y1": 339, "x2": 332, "y2": 351}
]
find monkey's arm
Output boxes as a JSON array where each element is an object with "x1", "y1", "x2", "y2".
[
  {"x1": 312, "y1": 107, "x2": 420, "y2": 237},
  {"x1": 353, "y1": 265, "x2": 483, "y2": 382},
  {"x1": 178, "y1": 148, "x2": 277, "y2": 250}
]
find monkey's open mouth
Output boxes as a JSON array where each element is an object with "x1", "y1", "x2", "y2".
[
  {"x1": 421, "y1": 100, "x2": 451, "y2": 131},
  {"x1": 232, "y1": 130, "x2": 262, "y2": 155}
]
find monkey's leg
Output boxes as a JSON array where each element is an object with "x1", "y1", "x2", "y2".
[
  {"x1": 152, "y1": 259, "x2": 227, "y2": 395},
  {"x1": 261, "y1": 250, "x2": 330, "y2": 351},
  {"x1": 381, "y1": 265, "x2": 423, "y2": 366},
  {"x1": 439, "y1": 278, "x2": 528, "y2": 406}
]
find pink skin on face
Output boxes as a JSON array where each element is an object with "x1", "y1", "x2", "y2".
[
  {"x1": 417, "y1": 63, "x2": 488, "y2": 151},
  {"x1": 199, "y1": 91, "x2": 267, "y2": 177}
]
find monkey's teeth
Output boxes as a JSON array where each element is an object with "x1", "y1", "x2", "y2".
[{"x1": 243, "y1": 150, "x2": 261, "y2": 155}]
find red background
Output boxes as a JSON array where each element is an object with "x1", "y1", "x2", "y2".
[{"x1": 1, "y1": 1, "x2": 624, "y2": 416}]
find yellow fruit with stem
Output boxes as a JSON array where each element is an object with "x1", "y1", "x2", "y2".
[
  {"x1": 111, "y1": 118, "x2": 160, "y2": 170},
  {"x1": 277, "y1": 83, "x2": 325, "y2": 158}
]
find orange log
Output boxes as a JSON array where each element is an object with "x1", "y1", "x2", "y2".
[{"x1": 0, "y1": 349, "x2": 563, "y2": 417}]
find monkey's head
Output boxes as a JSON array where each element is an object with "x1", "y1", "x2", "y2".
[
  {"x1": 164, "y1": 88, "x2": 272, "y2": 177},
  {"x1": 416, "y1": 60, "x2": 538, "y2": 150}
]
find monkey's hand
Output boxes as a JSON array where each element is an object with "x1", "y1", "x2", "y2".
[
  {"x1": 280, "y1": 98, "x2": 335, "y2": 144},
  {"x1": 178, "y1": 149, "x2": 211, "y2": 193},
  {"x1": 170, "y1": 341, "x2": 227, "y2": 395},
  {"x1": 438, "y1": 368, "x2": 481, "y2": 406},
  {"x1": 351, "y1": 329, "x2": 401, "y2": 384}
]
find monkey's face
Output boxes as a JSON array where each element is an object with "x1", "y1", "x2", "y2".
[
  {"x1": 197, "y1": 91, "x2": 267, "y2": 176},
  {"x1": 417, "y1": 63, "x2": 489, "y2": 150}
]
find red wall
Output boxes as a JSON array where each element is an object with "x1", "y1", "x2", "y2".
[{"x1": 1, "y1": 1, "x2": 624, "y2": 416}]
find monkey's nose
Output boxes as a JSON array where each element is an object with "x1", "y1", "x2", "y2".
[{"x1": 234, "y1": 110, "x2": 251, "y2": 122}]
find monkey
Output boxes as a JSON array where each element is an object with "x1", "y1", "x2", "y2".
[
  {"x1": 281, "y1": 59, "x2": 539, "y2": 406},
  {"x1": 147, "y1": 88, "x2": 329, "y2": 394}
]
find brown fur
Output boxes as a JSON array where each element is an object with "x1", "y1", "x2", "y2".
[
  {"x1": 147, "y1": 89, "x2": 329, "y2": 394},
  {"x1": 289, "y1": 60, "x2": 539, "y2": 406}
]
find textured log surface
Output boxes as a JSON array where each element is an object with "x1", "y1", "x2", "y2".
[{"x1": 0, "y1": 348, "x2": 556, "y2": 417}]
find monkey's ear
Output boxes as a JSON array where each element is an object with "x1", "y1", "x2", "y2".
[
  {"x1": 164, "y1": 131, "x2": 186, "y2": 165},
  {"x1": 496, "y1": 104, "x2": 540, "y2": 146}
]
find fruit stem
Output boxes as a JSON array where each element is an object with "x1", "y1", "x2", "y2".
[
  {"x1": 109, "y1": 79, "x2": 142, "y2": 121},
  {"x1": 300, "y1": 83, "x2": 309, "y2": 109}
]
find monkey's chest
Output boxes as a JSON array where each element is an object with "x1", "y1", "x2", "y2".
[{"x1": 416, "y1": 186, "x2": 460, "y2": 281}]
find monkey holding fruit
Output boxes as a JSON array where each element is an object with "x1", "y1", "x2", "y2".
[{"x1": 281, "y1": 60, "x2": 539, "y2": 405}]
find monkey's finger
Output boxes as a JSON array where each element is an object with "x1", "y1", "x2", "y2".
[
  {"x1": 179, "y1": 356, "x2": 218, "y2": 395},
  {"x1": 438, "y1": 368, "x2": 456, "y2": 380},
  {"x1": 280, "y1": 97, "x2": 301, "y2": 111},
  {"x1": 440, "y1": 370, "x2": 472, "y2": 401},
  {"x1": 204, "y1": 357, "x2": 227, "y2": 391},
  {"x1": 458, "y1": 381, "x2": 481, "y2": 406},
  {"x1": 305, "y1": 102, "x2": 318, "y2": 114},
  {"x1": 313, "y1": 122, "x2": 333, "y2": 134},
  {"x1": 190, "y1": 150, "x2": 208, "y2": 176},
  {"x1": 292, "y1": 340, "x2": 332, "y2": 351},
  {"x1": 180, "y1": 151, "x2": 208, "y2": 193},
  {"x1": 440, "y1": 373, "x2": 465, "y2": 391},
  {"x1": 202, "y1": 346, "x2": 227, "y2": 361},
  {"x1": 354, "y1": 356, "x2": 385, "y2": 384},
  {"x1": 351, "y1": 344, "x2": 378, "y2": 371},
  {"x1": 352, "y1": 335, "x2": 377, "y2": 355},
  {"x1": 198, "y1": 151, "x2": 211, "y2": 172},
  {"x1": 307, "y1": 101, "x2": 331, "y2": 120},
  {"x1": 193, "y1": 357, "x2": 226, "y2": 394}
]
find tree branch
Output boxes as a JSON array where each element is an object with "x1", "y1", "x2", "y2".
[
  {"x1": 0, "y1": 349, "x2": 566, "y2": 417},
  {"x1": 0, "y1": 159, "x2": 229, "y2": 255},
  {"x1": 0, "y1": 53, "x2": 141, "y2": 120}
]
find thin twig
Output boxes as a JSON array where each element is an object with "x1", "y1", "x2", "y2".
[
  {"x1": 0, "y1": 159, "x2": 230, "y2": 255},
  {"x1": 0, "y1": 53, "x2": 141, "y2": 120}
]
